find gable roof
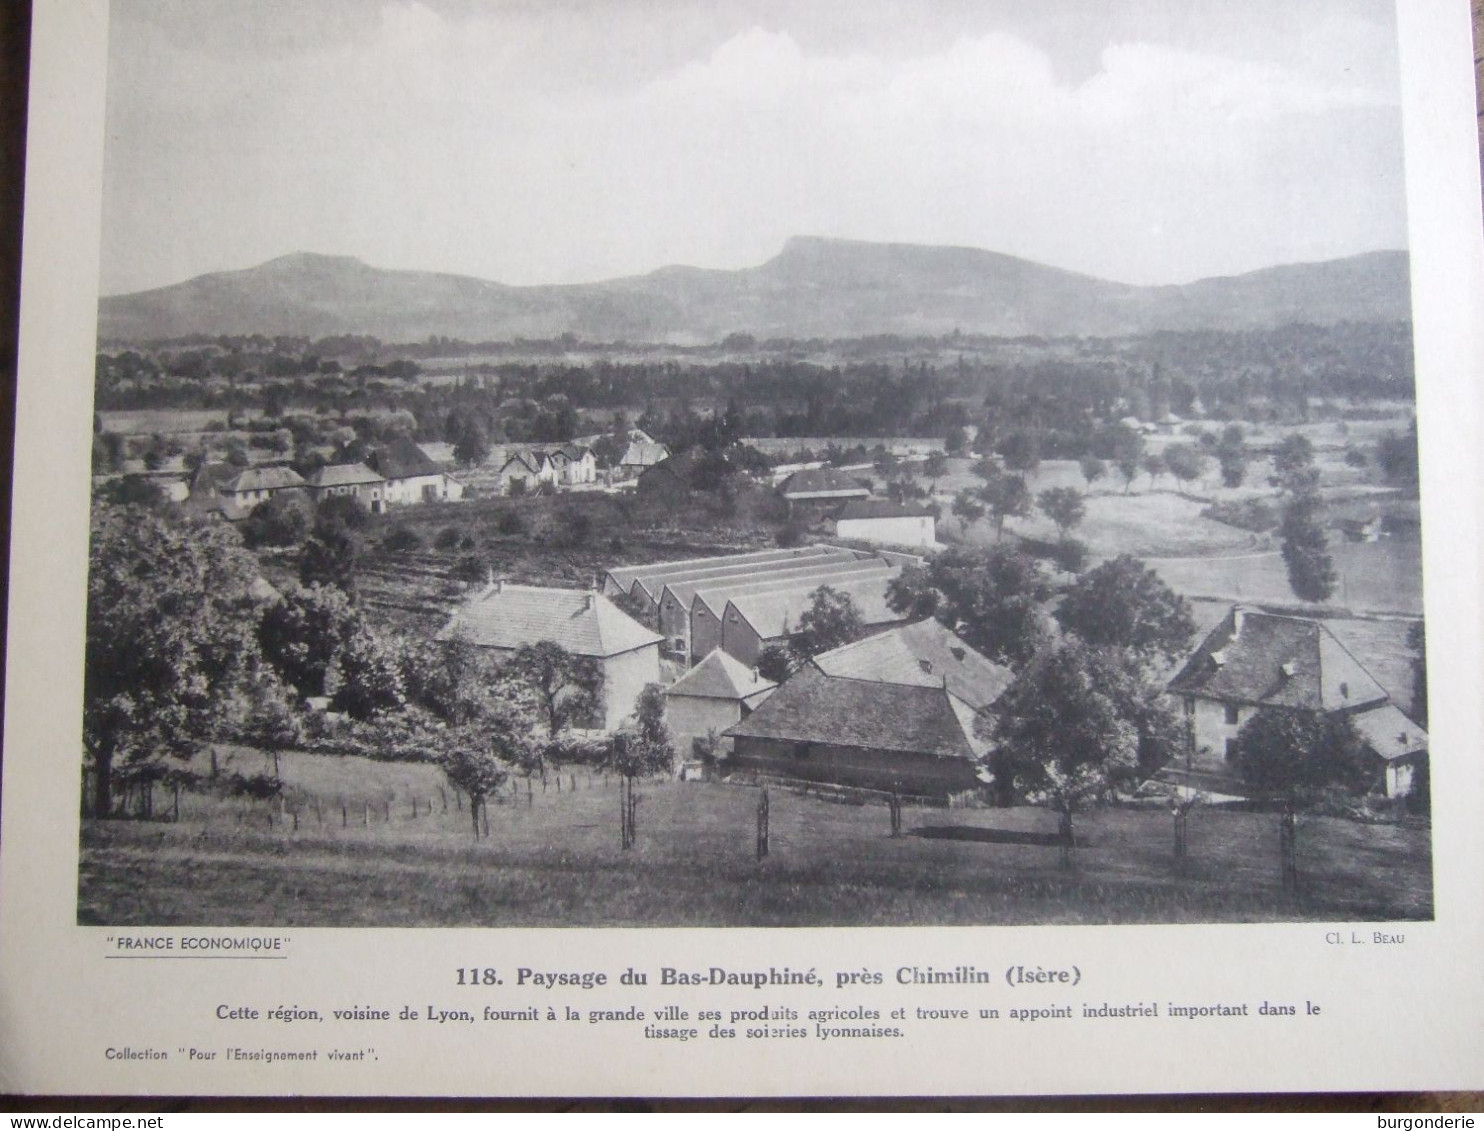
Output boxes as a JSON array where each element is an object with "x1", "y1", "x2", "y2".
[
  {"x1": 665, "y1": 648, "x2": 777, "y2": 701},
  {"x1": 725, "y1": 574, "x2": 902, "y2": 641},
  {"x1": 436, "y1": 584, "x2": 663, "y2": 658},
  {"x1": 620, "y1": 441, "x2": 670, "y2": 467},
  {"x1": 1167, "y1": 607, "x2": 1389, "y2": 712},
  {"x1": 668, "y1": 552, "x2": 871, "y2": 610},
  {"x1": 304, "y1": 462, "x2": 383, "y2": 488},
  {"x1": 689, "y1": 558, "x2": 894, "y2": 618},
  {"x1": 838, "y1": 499, "x2": 935, "y2": 521},
  {"x1": 221, "y1": 465, "x2": 306, "y2": 493},
  {"x1": 606, "y1": 546, "x2": 845, "y2": 601},
  {"x1": 1351, "y1": 703, "x2": 1428, "y2": 761},
  {"x1": 812, "y1": 619, "x2": 1012, "y2": 712},
  {"x1": 724, "y1": 664, "x2": 974, "y2": 759},
  {"x1": 499, "y1": 451, "x2": 547, "y2": 476},
  {"x1": 370, "y1": 437, "x2": 444, "y2": 481},
  {"x1": 779, "y1": 468, "x2": 872, "y2": 499}
]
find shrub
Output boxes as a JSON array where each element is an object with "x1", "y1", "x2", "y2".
[{"x1": 383, "y1": 525, "x2": 423, "y2": 552}]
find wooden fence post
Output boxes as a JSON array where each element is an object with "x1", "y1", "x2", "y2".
[{"x1": 756, "y1": 788, "x2": 770, "y2": 860}]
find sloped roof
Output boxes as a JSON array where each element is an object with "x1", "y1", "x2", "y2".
[
  {"x1": 779, "y1": 468, "x2": 872, "y2": 499},
  {"x1": 370, "y1": 437, "x2": 444, "y2": 481},
  {"x1": 499, "y1": 452, "x2": 546, "y2": 476},
  {"x1": 1167, "y1": 607, "x2": 1389, "y2": 711},
  {"x1": 665, "y1": 648, "x2": 777, "y2": 701},
  {"x1": 558, "y1": 444, "x2": 592, "y2": 460},
  {"x1": 667, "y1": 552, "x2": 869, "y2": 610},
  {"x1": 436, "y1": 585, "x2": 662, "y2": 657},
  {"x1": 304, "y1": 462, "x2": 383, "y2": 488},
  {"x1": 418, "y1": 441, "x2": 458, "y2": 466},
  {"x1": 812, "y1": 619, "x2": 1012, "y2": 711},
  {"x1": 726, "y1": 574, "x2": 901, "y2": 640},
  {"x1": 179, "y1": 491, "x2": 247, "y2": 522},
  {"x1": 724, "y1": 664, "x2": 974, "y2": 759},
  {"x1": 605, "y1": 546, "x2": 843, "y2": 601},
  {"x1": 621, "y1": 441, "x2": 670, "y2": 467},
  {"x1": 690, "y1": 558, "x2": 893, "y2": 618},
  {"x1": 1351, "y1": 704, "x2": 1428, "y2": 761},
  {"x1": 221, "y1": 465, "x2": 306, "y2": 493}
]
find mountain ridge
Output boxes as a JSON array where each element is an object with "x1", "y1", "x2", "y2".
[{"x1": 98, "y1": 237, "x2": 1411, "y2": 343}]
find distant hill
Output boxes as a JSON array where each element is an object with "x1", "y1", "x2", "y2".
[{"x1": 97, "y1": 237, "x2": 1412, "y2": 343}]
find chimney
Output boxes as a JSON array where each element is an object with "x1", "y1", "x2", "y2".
[
  {"x1": 1232, "y1": 607, "x2": 1246, "y2": 638},
  {"x1": 1279, "y1": 660, "x2": 1296, "y2": 680},
  {"x1": 751, "y1": 666, "x2": 760, "y2": 685},
  {"x1": 584, "y1": 592, "x2": 595, "y2": 611}
]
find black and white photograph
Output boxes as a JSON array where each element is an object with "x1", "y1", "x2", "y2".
[{"x1": 77, "y1": 0, "x2": 1433, "y2": 932}]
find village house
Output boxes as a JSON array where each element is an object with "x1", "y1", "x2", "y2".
[
  {"x1": 547, "y1": 444, "x2": 598, "y2": 486},
  {"x1": 662, "y1": 648, "x2": 776, "y2": 765},
  {"x1": 368, "y1": 437, "x2": 465, "y2": 506},
  {"x1": 302, "y1": 463, "x2": 386, "y2": 510},
  {"x1": 436, "y1": 582, "x2": 663, "y2": 731},
  {"x1": 190, "y1": 462, "x2": 307, "y2": 509},
  {"x1": 635, "y1": 450, "x2": 702, "y2": 500},
  {"x1": 619, "y1": 440, "x2": 671, "y2": 479},
  {"x1": 777, "y1": 467, "x2": 872, "y2": 510},
  {"x1": 834, "y1": 499, "x2": 938, "y2": 548},
  {"x1": 495, "y1": 450, "x2": 554, "y2": 495},
  {"x1": 1165, "y1": 606, "x2": 1428, "y2": 799}
]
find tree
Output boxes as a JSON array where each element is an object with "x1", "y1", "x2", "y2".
[
  {"x1": 328, "y1": 623, "x2": 406, "y2": 720},
  {"x1": 1055, "y1": 555, "x2": 1195, "y2": 666},
  {"x1": 1408, "y1": 620, "x2": 1428, "y2": 728},
  {"x1": 1115, "y1": 452, "x2": 1142, "y2": 495},
  {"x1": 1272, "y1": 434, "x2": 1319, "y2": 494},
  {"x1": 1141, "y1": 453, "x2": 1165, "y2": 491},
  {"x1": 922, "y1": 450, "x2": 950, "y2": 489},
  {"x1": 231, "y1": 673, "x2": 303, "y2": 780},
  {"x1": 84, "y1": 508, "x2": 267, "y2": 817},
  {"x1": 1216, "y1": 425, "x2": 1248, "y2": 488},
  {"x1": 401, "y1": 635, "x2": 490, "y2": 726},
  {"x1": 1078, "y1": 456, "x2": 1106, "y2": 492},
  {"x1": 1162, "y1": 444, "x2": 1208, "y2": 490},
  {"x1": 258, "y1": 582, "x2": 359, "y2": 698},
  {"x1": 790, "y1": 586, "x2": 865, "y2": 661},
  {"x1": 241, "y1": 492, "x2": 313, "y2": 549},
  {"x1": 1280, "y1": 489, "x2": 1336, "y2": 602},
  {"x1": 885, "y1": 545, "x2": 1052, "y2": 667},
  {"x1": 981, "y1": 474, "x2": 1032, "y2": 541},
  {"x1": 500, "y1": 642, "x2": 604, "y2": 739},
  {"x1": 755, "y1": 643, "x2": 796, "y2": 684},
  {"x1": 1377, "y1": 421, "x2": 1420, "y2": 489},
  {"x1": 1000, "y1": 430, "x2": 1041, "y2": 475},
  {"x1": 1230, "y1": 708, "x2": 1371, "y2": 886},
  {"x1": 441, "y1": 714, "x2": 527, "y2": 837},
  {"x1": 944, "y1": 426, "x2": 968, "y2": 456},
  {"x1": 453, "y1": 419, "x2": 491, "y2": 468},
  {"x1": 986, "y1": 642, "x2": 1148, "y2": 867},
  {"x1": 1036, "y1": 487, "x2": 1086, "y2": 540},
  {"x1": 614, "y1": 683, "x2": 677, "y2": 779},
  {"x1": 951, "y1": 488, "x2": 985, "y2": 530}
]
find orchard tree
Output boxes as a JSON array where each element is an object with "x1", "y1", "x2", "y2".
[
  {"x1": 922, "y1": 450, "x2": 950, "y2": 489},
  {"x1": 1216, "y1": 425, "x2": 1248, "y2": 488},
  {"x1": 1037, "y1": 486, "x2": 1086, "y2": 540},
  {"x1": 981, "y1": 474, "x2": 1032, "y2": 541},
  {"x1": 328, "y1": 623, "x2": 406, "y2": 720},
  {"x1": 986, "y1": 642, "x2": 1146, "y2": 867},
  {"x1": 791, "y1": 585, "x2": 865, "y2": 661},
  {"x1": 1162, "y1": 444, "x2": 1208, "y2": 490},
  {"x1": 500, "y1": 641, "x2": 604, "y2": 738},
  {"x1": 1280, "y1": 489, "x2": 1336, "y2": 602},
  {"x1": 241, "y1": 492, "x2": 314, "y2": 549},
  {"x1": 84, "y1": 508, "x2": 267, "y2": 817},
  {"x1": 1230, "y1": 708, "x2": 1371, "y2": 887},
  {"x1": 951, "y1": 488, "x2": 986, "y2": 530},
  {"x1": 1055, "y1": 555, "x2": 1195, "y2": 666},
  {"x1": 1272, "y1": 434, "x2": 1319, "y2": 494},
  {"x1": 1115, "y1": 452, "x2": 1142, "y2": 495},
  {"x1": 1141, "y1": 453, "x2": 1165, "y2": 490},
  {"x1": 258, "y1": 582, "x2": 359, "y2": 698},
  {"x1": 885, "y1": 545, "x2": 1052, "y2": 667},
  {"x1": 1079, "y1": 456, "x2": 1107, "y2": 492}
]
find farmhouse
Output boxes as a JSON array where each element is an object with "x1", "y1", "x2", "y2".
[
  {"x1": 436, "y1": 582, "x2": 663, "y2": 731},
  {"x1": 496, "y1": 451, "x2": 553, "y2": 495},
  {"x1": 724, "y1": 664, "x2": 982, "y2": 798},
  {"x1": 778, "y1": 468, "x2": 872, "y2": 507},
  {"x1": 368, "y1": 438, "x2": 465, "y2": 506},
  {"x1": 662, "y1": 648, "x2": 776, "y2": 760},
  {"x1": 546, "y1": 444, "x2": 598, "y2": 486},
  {"x1": 834, "y1": 499, "x2": 937, "y2": 548},
  {"x1": 619, "y1": 440, "x2": 670, "y2": 478},
  {"x1": 303, "y1": 463, "x2": 385, "y2": 509},
  {"x1": 635, "y1": 451, "x2": 703, "y2": 499},
  {"x1": 192, "y1": 463, "x2": 307, "y2": 509},
  {"x1": 1165, "y1": 606, "x2": 1428, "y2": 799}
]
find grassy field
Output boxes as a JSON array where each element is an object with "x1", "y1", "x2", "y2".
[
  {"x1": 78, "y1": 751, "x2": 1432, "y2": 928},
  {"x1": 1148, "y1": 538, "x2": 1423, "y2": 616}
]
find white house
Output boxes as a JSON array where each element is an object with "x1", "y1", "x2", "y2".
[
  {"x1": 303, "y1": 463, "x2": 386, "y2": 510},
  {"x1": 1166, "y1": 606, "x2": 1428, "y2": 800},
  {"x1": 835, "y1": 499, "x2": 937, "y2": 548},
  {"x1": 368, "y1": 438, "x2": 464, "y2": 506},
  {"x1": 662, "y1": 648, "x2": 776, "y2": 760},
  {"x1": 436, "y1": 583, "x2": 663, "y2": 732}
]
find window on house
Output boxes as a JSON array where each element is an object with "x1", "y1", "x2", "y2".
[{"x1": 1224, "y1": 704, "x2": 1241, "y2": 725}]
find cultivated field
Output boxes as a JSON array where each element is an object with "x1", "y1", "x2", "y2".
[{"x1": 78, "y1": 749, "x2": 1433, "y2": 928}]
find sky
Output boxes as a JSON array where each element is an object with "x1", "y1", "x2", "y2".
[{"x1": 98, "y1": 0, "x2": 1408, "y2": 295}]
